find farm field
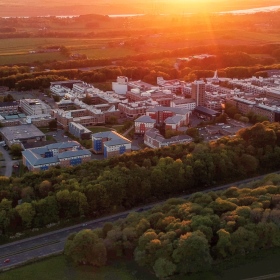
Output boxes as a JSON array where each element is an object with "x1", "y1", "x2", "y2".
[
  {"x1": 0, "y1": 37, "x2": 131, "y2": 65},
  {"x1": 1, "y1": 27, "x2": 280, "y2": 65}
]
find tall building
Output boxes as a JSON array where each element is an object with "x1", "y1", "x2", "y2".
[{"x1": 191, "y1": 81, "x2": 206, "y2": 106}]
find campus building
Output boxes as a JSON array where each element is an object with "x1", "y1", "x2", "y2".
[
  {"x1": 20, "y1": 99, "x2": 51, "y2": 115},
  {"x1": 69, "y1": 122, "x2": 92, "y2": 139},
  {"x1": 0, "y1": 101, "x2": 18, "y2": 114},
  {"x1": 146, "y1": 106, "x2": 190, "y2": 126},
  {"x1": 92, "y1": 131, "x2": 131, "y2": 158},
  {"x1": 134, "y1": 115, "x2": 156, "y2": 134},
  {"x1": 144, "y1": 128, "x2": 192, "y2": 149},
  {"x1": 22, "y1": 141, "x2": 91, "y2": 171},
  {"x1": 0, "y1": 124, "x2": 46, "y2": 147},
  {"x1": 53, "y1": 108, "x2": 105, "y2": 130},
  {"x1": 191, "y1": 80, "x2": 206, "y2": 106}
]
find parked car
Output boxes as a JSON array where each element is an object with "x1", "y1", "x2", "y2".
[{"x1": 4, "y1": 259, "x2": 10, "y2": 263}]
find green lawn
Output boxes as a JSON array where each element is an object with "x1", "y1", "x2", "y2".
[
  {"x1": 0, "y1": 248, "x2": 280, "y2": 280},
  {"x1": 0, "y1": 256, "x2": 157, "y2": 280},
  {"x1": 3, "y1": 247, "x2": 280, "y2": 280},
  {"x1": 88, "y1": 126, "x2": 113, "y2": 133}
]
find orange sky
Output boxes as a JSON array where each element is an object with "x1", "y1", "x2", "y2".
[{"x1": 0, "y1": 0, "x2": 278, "y2": 17}]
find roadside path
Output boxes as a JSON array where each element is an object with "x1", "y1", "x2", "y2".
[{"x1": 0, "y1": 146, "x2": 17, "y2": 177}]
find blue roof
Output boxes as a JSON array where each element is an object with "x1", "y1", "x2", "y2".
[
  {"x1": 47, "y1": 141, "x2": 80, "y2": 150},
  {"x1": 22, "y1": 150, "x2": 58, "y2": 166},
  {"x1": 92, "y1": 131, "x2": 131, "y2": 142},
  {"x1": 57, "y1": 150, "x2": 91, "y2": 159},
  {"x1": 135, "y1": 115, "x2": 156, "y2": 123},
  {"x1": 104, "y1": 138, "x2": 131, "y2": 146},
  {"x1": 164, "y1": 115, "x2": 182, "y2": 124},
  {"x1": 22, "y1": 141, "x2": 90, "y2": 167}
]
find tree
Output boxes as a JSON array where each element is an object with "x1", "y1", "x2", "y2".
[
  {"x1": 15, "y1": 202, "x2": 35, "y2": 228},
  {"x1": 0, "y1": 199, "x2": 12, "y2": 234},
  {"x1": 153, "y1": 258, "x2": 177, "y2": 279},
  {"x1": 10, "y1": 144, "x2": 22, "y2": 157},
  {"x1": 231, "y1": 227, "x2": 258, "y2": 255},
  {"x1": 3, "y1": 93, "x2": 15, "y2": 102},
  {"x1": 172, "y1": 231, "x2": 212, "y2": 274},
  {"x1": 64, "y1": 229, "x2": 107, "y2": 266},
  {"x1": 214, "y1": 229, "x2": 232, "y2": 258},
  {"x1": 186, "y1": 127, "x2": 199, "y2": 139},
  {"x1": 32, "y1": 196, "x2": 59, "y2": 227},
  {"x1": 60, "y1": 46, "x2": 70, "y2": 57}
]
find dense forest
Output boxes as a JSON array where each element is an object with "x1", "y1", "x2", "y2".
[
  {"x1": 64, "y1": 175, "x2": 280, "y2": 278},
  {"x1": 1, "y1": 50, "x2": 280, "y2": 90},
  {"x1": 1, "y1": 121, "x2": 280, "y2": 241}
]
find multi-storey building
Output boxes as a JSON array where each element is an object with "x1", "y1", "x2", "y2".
[
  {"x1": 22, "y1": 141, "x2": 91, "y2": 171},
  {"x1": 20, "y1": 99, "x2": 51, "y2": 115},
  {"x1": 157, "y1": 77, "x2": 187, "y2": 94},
  {"x1": 146, "y1": 106, "x2": 190, "y2": 126},
  {"x1": 112, "y1": 76, "x2": 128, "y2": 95},
  {"x1": 170, "y1": 98, "x2": 196, "y2": 110},
  {"x1": 92, "y1": 131, "x2": 131, "y2": 158},
  {"x1": 191, "y1": 80, "x2": 206, "y2": 106},
  {"x1": 69, "y1": 122, "x2": 92, "y2": 139},
  {"x1": 229, "y1": 97, "x2": 256, "y2": 115},
  {"x1": 26, "y1": 114, "x2": 55, "y2": 127},
  {"x1": 118, "y1": 101, "x2": 152, "y2": 118},
  {"x1": 126, "y1": 88, "x2": 174, "y2": 106},
  {"x1": 252, "y1": 104, "x2": 279, "y2": 122},
  {"x1": 53, "y1": 108, "x2": 105, "y2": 130},
  {"x1": 134, "y1": 115, "x2": 156, "y2": 134},
  {"x1": 144, "y1": 128, "x2": 192, "y2": 149},
  {"x1": 266, "y1": 87, "x2": 280, "y2": 101},
  {"x1": 164, "y1": 115, "x2": 184, "y2": 131},
  {"x1": 0, "y1": 101, "x2": 18, "y2": 114}
]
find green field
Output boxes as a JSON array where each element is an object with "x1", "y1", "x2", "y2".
[{"x1": 3, "y1": 247, "x2": 280, "y2": 280}]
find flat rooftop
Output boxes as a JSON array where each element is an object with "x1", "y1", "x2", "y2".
[{"x1": 0, "y1": 124, "x2": 45, "y2": 141}]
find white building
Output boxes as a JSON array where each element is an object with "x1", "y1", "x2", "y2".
[
  {"x1": 20, "y1": 99, "x2": 51, "y2": 116},
  {"x1": 112, "y1": 76, "x2": 128, "y2": 95},
  {"x1": 170, "y1": 98, "x2": 196, "y2": 110}
]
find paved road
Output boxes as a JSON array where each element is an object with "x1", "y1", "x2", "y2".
[
  {"x1": 0, "y1": 171, "x2": 277, "y2": 271},
  {"x1": 0, "y1": 146, "x2": 17, "y2": 177},
  {"x1": 0, "y1": 212, "x2": 130, "y2": 271},
  {"x1": 243, "y1": 272, "x2": 280, "y2": 280}
]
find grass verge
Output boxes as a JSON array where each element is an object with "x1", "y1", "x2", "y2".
[{"x1": 2, "y1": 247, "x2": 280, "y2": 280}]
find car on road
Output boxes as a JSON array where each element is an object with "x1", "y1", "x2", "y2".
[{"x1": 4, "y1": 259, "x2": 10, "y2": 263}]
